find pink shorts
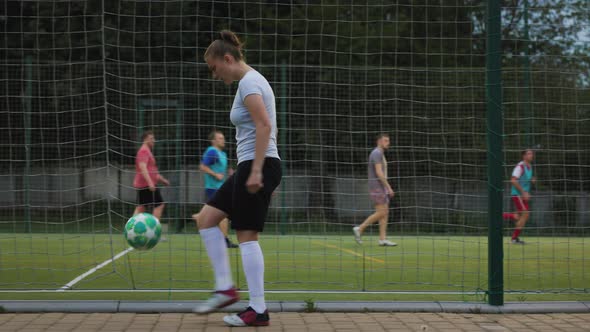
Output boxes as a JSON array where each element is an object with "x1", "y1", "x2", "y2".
[
  {"x1": 512, "y1": 196, "x2": 529, "y2": 212},
  {"x1": 369, "y1": 189, "x2": 390, "y2": 206}
]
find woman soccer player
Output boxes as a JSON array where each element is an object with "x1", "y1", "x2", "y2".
[{"x1": 192, "y1": 30, "x2": 282, "y2": 327}]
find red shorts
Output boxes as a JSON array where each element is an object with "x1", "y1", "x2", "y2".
[{"x1": 512, "y1": 196, "x2": 529, "y2": 212}]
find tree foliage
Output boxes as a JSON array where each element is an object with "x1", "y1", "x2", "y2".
[{"x1": 1, "y1": 0, "x2": 588, "y2": 191}]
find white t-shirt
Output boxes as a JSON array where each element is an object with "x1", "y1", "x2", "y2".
[{"x1": 230, "y1": 70, "x2": 280, "y2": 164}]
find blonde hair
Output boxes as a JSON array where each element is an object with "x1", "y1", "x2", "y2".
[{"x1": 204, "y1": 30, "x2": 244, "y2": 61}]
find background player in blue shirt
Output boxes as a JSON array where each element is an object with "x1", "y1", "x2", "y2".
[{"x1": 199, "y1": 130, "x2": 238, "y2": 248}]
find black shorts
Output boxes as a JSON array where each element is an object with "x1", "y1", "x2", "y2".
[
  {"x1": 207, "y1": 158, "x2": 281, "y2": 232},
  {"x1": 137, "y1": 188, "x2": 164, "y2": 208}
]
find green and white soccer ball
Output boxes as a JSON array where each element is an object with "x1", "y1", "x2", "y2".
[{"x1": 124, "y1": 213, "x2": 162, "y2": 250}]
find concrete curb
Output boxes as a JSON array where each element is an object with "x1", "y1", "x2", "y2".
[{"x1": 1, "y1": 301, "x2": 589, "y2": 313}]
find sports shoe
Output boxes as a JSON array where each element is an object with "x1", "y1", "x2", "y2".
[
  {"x1": 193, "y1": 287, "x2": 240, "y2": 314},
  {"x1": 353, "y1": 226, "x2": 362, "y2": 244},
  {"x1": 511, "y1": 237, "x2": 525, "y2": 245},
  {"x1": 226, "y1": 237, "x2": 239, "y2": 248},
  {"x1": 378, "y1": 239, "x2": 397, "y2": 247},
  {"x1": 223, "y1": 306, "x2": 270, "y2": 327}
]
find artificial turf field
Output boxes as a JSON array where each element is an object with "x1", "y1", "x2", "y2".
[{"x1": 1, "y1": 233, "x2": 589, "y2": 302}]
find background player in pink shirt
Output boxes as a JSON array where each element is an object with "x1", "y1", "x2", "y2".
[{"x1": 133, "y1": 130, "x2": 170, "y2": 221}]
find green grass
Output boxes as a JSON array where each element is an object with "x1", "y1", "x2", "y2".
[{"x1": 0, "y1": 233, "x2": 588, "y2": 301}]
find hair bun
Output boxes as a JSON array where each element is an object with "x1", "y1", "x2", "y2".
[
  {"x1": 205, "y1": 30, "x2": 244, "y2": 61},
  {"x1": 219, "y1": 30, "x2": 242, "y2": 49}
]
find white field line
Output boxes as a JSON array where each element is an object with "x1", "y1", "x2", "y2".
[{"x1": 56, "y1": 247, "x2": 134, "y2": 291}]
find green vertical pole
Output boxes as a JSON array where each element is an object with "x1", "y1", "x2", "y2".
[
  {"x1": 521, "y1": 0, "x2": 533, "y2": 221},
  {"x1": 24, "y1": 55, "x2": 33, "y2": 233},
  {"x1": 101, "y1": 0, "x2": 117, "y2": 268},
  {"x1": 175, "y1": 101, "x2": 183, "y2": 233},
  {"x1": 486, "y1": 0, "x2": 504, "y2": 306},
  {"x1": 522, "y1": 0, "x2": 532, "y2": 147},
  {"x1": 280, "y1": 61, "x2": 287, "y2": 235}
]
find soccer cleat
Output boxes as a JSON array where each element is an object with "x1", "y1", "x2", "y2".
[
  {"x1": 511, "y1": 237, "x2": 525, "y2": 245},
  {"x1": 223, "y1": 307, "x2": 270, "y2": 327},
  {"x1": 353, "y1": 226, "x2": 362, "y2": 244},
  {"x1": 378, "y1": 239, "x2": 397, "y2": 247},
  {"x1": 225, "y1": 237, "x2": 239, "y2": 248},
  {"x1": 193, "y1": 287, "x2": 240, "y2": 314}
]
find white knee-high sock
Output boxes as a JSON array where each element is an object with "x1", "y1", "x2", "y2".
[
  {"x1": 240, "y1": 241, "x2": 266, "y2": 313},
  {"x1": 199, "y1": 227, "x2": 233, "y2": 291}
]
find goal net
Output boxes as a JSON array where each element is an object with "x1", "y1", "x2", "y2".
[{"x1": 1, "y1": 0, "x2": 588, "y2": 299}]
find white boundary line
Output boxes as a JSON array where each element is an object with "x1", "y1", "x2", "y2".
[{"x1": 56, "y1": 247, "x2": 134, "y2": 292}]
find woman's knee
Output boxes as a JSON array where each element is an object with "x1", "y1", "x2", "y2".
[
  {"x1": 192, "y1": 213, "x2": 201, "y2": 227},
  {"x1": 376, "y1": 207, "x2": 388, "y2": 218},
  {"x1": 195, "y1": 206, "x2": 226, "y2": 230}
]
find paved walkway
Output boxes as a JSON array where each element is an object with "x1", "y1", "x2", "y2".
[{"x1": 1, "y1": 312, "x2": 589, "y2": 332}]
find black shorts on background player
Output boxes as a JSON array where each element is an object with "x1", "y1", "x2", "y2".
[
  {"x1": 137, "y1": 188, "x2": 164, "y2": 208},
  {"x1": 207, "y1": 158, "x2": 281, "y2": 232}
]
